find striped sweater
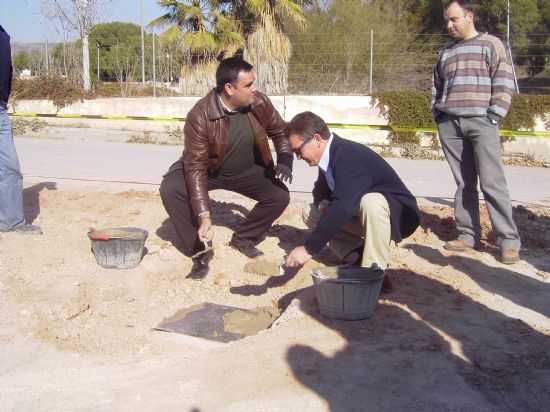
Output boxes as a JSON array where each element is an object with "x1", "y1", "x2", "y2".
[{"x1": 432, "y1": 33, "x2": 515, "y2": 121}]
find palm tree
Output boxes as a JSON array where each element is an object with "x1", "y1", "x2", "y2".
[
  {"x1": 149, "y1": 0, "x2": 242, "y2": 95},
  {"x1": 150, "y1": 0, "x2": 309, "y2": 95},
  {"x1": 228, "y1": 0, "x2": 309, "y2": 94}
]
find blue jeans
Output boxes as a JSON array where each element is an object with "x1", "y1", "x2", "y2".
[
  {"x1": 0, "y1": 107, "x2": 25, "y2": 230},
  {"x1": 436, "y1": 114, "x2": 520, "y2": 251}
]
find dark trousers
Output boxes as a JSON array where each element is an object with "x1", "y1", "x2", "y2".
[{"x1": 159, "y1": 164, "x2": 290, "y2": 256}]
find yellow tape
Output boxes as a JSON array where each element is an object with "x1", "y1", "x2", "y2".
[
  {"x1": 8, "y1": 113, "x2": 550, "y2": 138},
  {"x1": 327, "y1": 123, "x2": 550, "y2": 138},
  {"x1": 10, "y1": 113, "x2": 187, "y2": 122}
]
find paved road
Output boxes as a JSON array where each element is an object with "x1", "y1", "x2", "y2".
[{"x1": 15, "y1": 137, "x2": 550, "y2": 207}]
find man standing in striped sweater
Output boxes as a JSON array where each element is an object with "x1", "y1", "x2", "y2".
[{"x1": 432, "y1": 0, "x2": 520, "y2": 264}]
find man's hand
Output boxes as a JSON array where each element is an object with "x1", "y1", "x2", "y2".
[
  {"x1": 274, "y1": 164, "x2": 293, "y2": 184},
  {"x1": 285, "y1": 246, "x2": 312, "y2": 268},
  {"x1": 318, "y1": 199, "x2": 330, "y2": 214},
  {"x1": 197, "y1": 213, "x2": 214, "y2": 242}
]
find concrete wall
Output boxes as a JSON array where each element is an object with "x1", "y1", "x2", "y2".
[{"x1": 10, "y1": 96, "x2": 550, "y2": 158}]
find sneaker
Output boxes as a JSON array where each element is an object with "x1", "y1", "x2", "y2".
[
  {"x1": 500, "y1": 249, "x2": 520, "y2": 265},
  {"x1": 443, "y1": 239, "x2": 472, "y2": 252}
]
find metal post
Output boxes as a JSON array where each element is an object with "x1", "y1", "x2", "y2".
[
  {"x1": 506, "y1": 0, "x2": 510, "y2": 48},
  {"x1": 256, "y1": 30, "x2": 261, "y2": 90},
  {"x1": 152, "y1": 32, "x2": 156, "y2": 97},
  {"x1": 96, "y1": 42, "x2": 100, "y2": 79},
  {"x1": 140, "y1": 0, "x2": 145, "y2": 85},
  {"x1": 505, "y1": 0, "x2": 519, "y2": 92},
  {"x1": 369, "y1": 30, "x2": 373, "y2": 95},
  {"x1": 45, "y1": 37, "x2": 49, "y2": 77},
  {"x1": 508, "y1": 46, "x2": 520, "y2": 93}
]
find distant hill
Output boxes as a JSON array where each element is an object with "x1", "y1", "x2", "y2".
[{"x1": 11, "y1": 42, "x2": 58, "y2": 54}]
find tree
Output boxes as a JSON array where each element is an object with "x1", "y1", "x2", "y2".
[
  {"x1": 286, "y1": 0, "x2": 437, "y2": 94},
  {"x1": 12, "y1": 51, "x2": 30, "y2": 74},
  {"x1": 226, "y1": 0, "x2": 310, "y2": 93},
  {"x1": 149, "y1": 0, "x2": 310, "y2": 94},
  {"x1": 402, "y1": 0, "x2": 549, "y2": 82},
  {"x1": 50, "y1": 40, "x2": 81, "y2": 82},
  {"x1": 89, "y1": 22, "x2": 142, "y2": 80},
  {"x1": 42, "y1": 0, "x2": 112, "y2": 91},
  {"x1": 149, "y1": 0, "x2": 243, "y2": 95}
]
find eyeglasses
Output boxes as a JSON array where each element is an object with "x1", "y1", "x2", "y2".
[{"x1": 293, "y1": 135, "x2": 314, "y2": 157}]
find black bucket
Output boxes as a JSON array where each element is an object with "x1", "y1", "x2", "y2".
[
  {"x1": 88, "y1": 227, "x2": 148, "y2": 269},
  {"x1": 311, "y1": 264, "x2": 385, "y2": 320}
]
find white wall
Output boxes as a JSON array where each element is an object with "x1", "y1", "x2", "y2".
[{"x1": 10, "y1": 96, "x2": 550, "y2": 158}]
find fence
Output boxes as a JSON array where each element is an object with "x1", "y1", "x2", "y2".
[{"x1": 12, "y1": 31, "x2": 550, "y2": 96}]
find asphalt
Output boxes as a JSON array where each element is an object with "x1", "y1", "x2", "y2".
[{"x1": 14, "y1": 137, "x2": 550, "y2": 208}]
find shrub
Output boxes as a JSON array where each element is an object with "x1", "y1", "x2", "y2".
[
  {"x1": 372, "y1": 91, "x2": 550, "y2": 147},
  {"x1": 11, "y1": 118, "x2": 47, "y2": 135},
  {"x1": 10, "y1": 78, "x2": 182, "y2": 108},
  {"x1": 371, "y1": 91, "x2": 435, "y2": 146},
  {"x1": 11, "y1": 76, "x2": 92, "y2": 109}
]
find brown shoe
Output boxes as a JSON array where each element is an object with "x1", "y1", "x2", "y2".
[
  {"x1": 501, "y1": 249, "x2": 520, "y2": 265},
  {"x1": 443, "y1": 239, "x2": 472, "y2": 252}
]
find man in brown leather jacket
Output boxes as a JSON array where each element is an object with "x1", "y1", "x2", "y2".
[{"x1": 160, "y1": 57, "x2": 293, "y2": 279}]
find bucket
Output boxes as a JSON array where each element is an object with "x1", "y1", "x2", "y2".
[
  {"x1": 311, "y1": 264, "x2": 385, "y2": 320},
  {"x1": 88, "y1": 227, "x2": 148, "y2": 269}
]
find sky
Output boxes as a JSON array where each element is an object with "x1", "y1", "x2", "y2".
[{"x1": 0, "y1": 0, "x2": 165, "y2": 43}]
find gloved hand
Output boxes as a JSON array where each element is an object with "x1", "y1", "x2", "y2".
[{"x1": 274, "y1": 164, "x2": 293, "y2": 184}]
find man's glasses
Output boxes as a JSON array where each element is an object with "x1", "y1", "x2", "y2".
[{"x1": 293, "y1": 135, "x2": 314, "y2": 157}]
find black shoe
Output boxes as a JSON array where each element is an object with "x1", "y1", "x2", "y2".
[
  {"x1": 229, "y1": 241, "x2": 264, "y2": 259},
  {"x1": 187, "y1": 250, "x2": 214, "y2": 280},
  {"x1": 343, "y1": 246, "x2": 364, "y2": 266}
]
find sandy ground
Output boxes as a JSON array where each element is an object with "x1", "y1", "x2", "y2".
[{"x1": 1, "y1": 183, "x2": 550, "y2": 411}]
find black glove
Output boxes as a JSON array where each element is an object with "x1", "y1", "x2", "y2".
[{"x1": 274, "y1": 163, "x2": 293, "y2": 184}]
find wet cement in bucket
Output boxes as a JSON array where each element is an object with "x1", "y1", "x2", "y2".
[
  {"x1": 90, "y1": 228, "x2": 145, "y2": 239},
  {"x1": 88, "y1": 227, "x2": 148, "y2": 269}
]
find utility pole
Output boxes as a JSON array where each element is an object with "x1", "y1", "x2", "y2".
[
  {"x1": 96, "y1": 41, "x2": 100, "y2": 79},
  {"x1": 506, "y1": 0, "x2": 520, "y2": 92},
  {"x1": 152, "y1": 32, "x2": 156, "y2": 97},
  {"x1": 140, "y1": 0, "x2": 145, "y2": 85},
  {"x1": 45, "y1": 37, "x2": 49, "y2": 77},
  {"x1": 506, "y1": 0, "x2": 510, "y2": 48}
]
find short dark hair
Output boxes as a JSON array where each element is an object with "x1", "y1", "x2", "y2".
[
  {"x1": 216, "y1": 57, "x2": 253, "y2": 93},
  {"x1": 445, "y1": 0, "x2": 474, "y2": 14},
  {"x1": 285, "y1": 111, "x2": 330, "y2": 141}
]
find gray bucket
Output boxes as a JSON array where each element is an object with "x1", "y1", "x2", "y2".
[
  {"x1": 88, "y1": 227, "x2": 148, "y2": 269},
  {"x1": 311, "y1": 264, "x2": 385, "y2": 320}
]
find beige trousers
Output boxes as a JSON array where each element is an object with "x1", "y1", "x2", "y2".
[{"x1": 303, "y1": 192, "x2": 391, "y2": 269}]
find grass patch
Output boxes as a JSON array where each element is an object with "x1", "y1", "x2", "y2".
[{"x1": 12, "y1": 118, "x2": 48, "y2": 135}]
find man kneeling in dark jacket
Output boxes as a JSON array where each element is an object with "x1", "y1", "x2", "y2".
[{"x1": 284, "y1": 111, "x2": 421, "y2": 292}]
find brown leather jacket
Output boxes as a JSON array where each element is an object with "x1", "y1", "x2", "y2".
[{"x1": 167, "y1": 88, "x2": 293, "y2": 217}]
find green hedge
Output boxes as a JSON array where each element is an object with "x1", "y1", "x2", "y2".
[{"x1": 372, "y1": 91, "x2": 550, "y2": 146}]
